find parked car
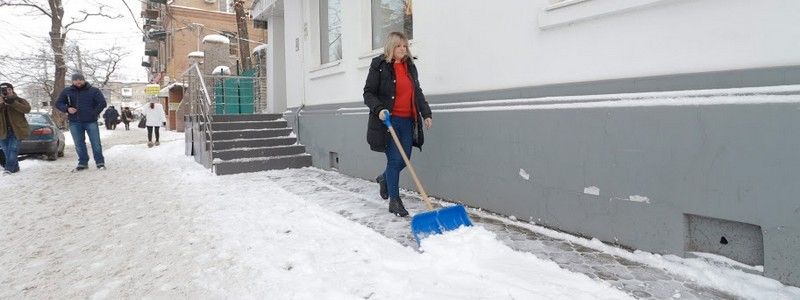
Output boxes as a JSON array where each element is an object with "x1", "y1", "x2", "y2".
[{"x1": 0, "y1": 113, "x2": 66, "y2": 165}]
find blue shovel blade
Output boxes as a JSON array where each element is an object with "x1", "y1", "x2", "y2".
[{"x1": 411, "y1": 205, "x2": 474, "y2": 245}]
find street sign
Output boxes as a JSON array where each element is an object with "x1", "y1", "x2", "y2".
[{"x1": 145, "y1": 84, "x2": 160, "y2": 95}]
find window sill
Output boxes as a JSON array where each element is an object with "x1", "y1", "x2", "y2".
[
  {"x1": 356, "y1": 39, "x2": 416, "y2": 69},
  {"x1": 545, "y1": 0, "x2": 590, "y2": 11},
  {"x1": 539, "y1": 0, "x2": 668, "y2": 30},
  {"x1": 357, "y1": 49, "x2": 383, "y2": 69},
  {"x1": 309, "y1": 60, "x2": 344, "y2": 79}
]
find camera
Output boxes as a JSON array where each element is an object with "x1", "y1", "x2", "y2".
[{"x1": 0, "y1": 86, "x2": 7, "y2": 97}]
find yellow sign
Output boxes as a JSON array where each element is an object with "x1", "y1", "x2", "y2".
[{"x1": 145, "y1": 84, "x2": 161, "y2": 95}]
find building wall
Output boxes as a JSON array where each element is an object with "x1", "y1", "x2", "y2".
[
  {"x1": 100, "y1": 82, "x2": 150, "y2": 110},
  {"x1": 277, "y1": 0, "x2": 800, "y2": 109},
  {"x1": 163, "y1": 1, "x2": 266, "y2": 82},
  {"x1": 253, "y1": 0, "x2": 800, "y2": 286}
]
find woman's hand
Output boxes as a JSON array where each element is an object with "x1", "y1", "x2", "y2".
[
  {"x1": 424, "y1": 118, "x2": 432, "y2": 129},
  {"x1": 378, "y1": 109, "x2": 389, "y2": 121}
]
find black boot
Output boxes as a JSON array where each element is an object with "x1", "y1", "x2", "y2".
[
  {"x1": 389, "y1": 197, "x2": 409, "y2": 217},
  {"x1": 376, "y1": 174, "x2": 388, "y2": 200}
]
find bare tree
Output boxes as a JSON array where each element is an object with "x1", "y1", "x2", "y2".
[
  {"x1": 1, "y1": 40, "x2": 128, "y2": 127},
  {"x1": 65, "y1": 41, "x2": 129, "y2": 88},
  {"x1": 0, "y1": 0, "x2": 122, "y2": 128},
  {"x1": 233, "y1": 0, "x2": 251, "y2": 71}
]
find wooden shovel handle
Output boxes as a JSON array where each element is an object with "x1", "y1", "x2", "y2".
[{"x1": 386, "y1": 119, "x2": 434, "y2": 211}]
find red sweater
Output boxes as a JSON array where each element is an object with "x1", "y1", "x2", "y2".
[{"x1": 392, "y1": 61, "x2": 416, "y2": 118}]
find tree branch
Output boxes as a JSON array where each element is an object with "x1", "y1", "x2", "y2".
[
  {"x1": 0, "y1": 0, "x2": 53, "y2": 18},
  {"x1": 63, "y1": 5, "x2": 122, "y2": 30}
]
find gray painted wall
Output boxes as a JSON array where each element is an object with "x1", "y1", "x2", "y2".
[
  {"x1": 284, "y1": 67, "x2": 800, "y2": 286},
  {"x1": 286, "y1": 100, "x2": 800, "y2": 287}
]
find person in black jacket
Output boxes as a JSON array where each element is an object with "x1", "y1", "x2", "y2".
[
  {"x1": 55, "y1": 73, "x2": 108, "y2": 172},
  {"x1": 103, "y1": 106, "x2": 120, "y2": 130},
  {"x1": 120, "y1": 107, "x2": 134, "y2": 131},
  {"x1": 363, "y1": 32, "x2": 432, "y2": 217}
]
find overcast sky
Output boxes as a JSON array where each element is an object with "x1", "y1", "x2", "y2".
[{"x1": 0, "y1": 0, "x2": 147, "y2": 82}]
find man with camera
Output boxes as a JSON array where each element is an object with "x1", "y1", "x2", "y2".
[
  {"x1": 55, "y1": 73, "x2": 107, "y2": 172},
  {"x1": 0, "y1": 82, "x2": 32, "y2": 175}
]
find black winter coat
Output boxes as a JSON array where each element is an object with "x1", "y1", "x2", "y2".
[
  {"x1": 55, "y1": 83, "x2": 107, "y2": 123},
  {"x1": 363, "y1": 55, "x2": 432, "y2": 152}
]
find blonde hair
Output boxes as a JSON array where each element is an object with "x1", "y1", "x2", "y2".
[{"x1": 383, "y1": 32, "x2": 412, "y2": 63}]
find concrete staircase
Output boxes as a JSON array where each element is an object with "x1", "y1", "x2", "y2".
[{"x1": 206, "y1": 114, "x2": 311, "y2": 175}]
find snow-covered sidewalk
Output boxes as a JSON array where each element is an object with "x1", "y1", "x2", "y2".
[
  {"x1": 1, "y1": 128, "x2": 798, "y2": 299},
  {"x1": 0, "y1": 129, "x2": 627, "y2": 299}
]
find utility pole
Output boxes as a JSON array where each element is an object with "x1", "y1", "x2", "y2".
[{"x1": 233, "y1": 0, "x2": 251, "y2": 71}]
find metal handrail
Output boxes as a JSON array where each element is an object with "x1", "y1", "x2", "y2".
[{"x1": 181, "y1": 63, "x2": 216, "y2": 171}]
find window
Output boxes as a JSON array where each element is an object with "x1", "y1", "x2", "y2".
[
  {"x1": 218, "y1": 0, "x2": 232, "y2": 13},
  {"x1": 319, "y1": 0, "x2": 343, "y2": 64},
  {"x1": 371, "y1": 0, "x2": 412, "y2": 50}
]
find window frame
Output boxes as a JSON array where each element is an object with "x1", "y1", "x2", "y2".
[
  {"x1": 367, "y1": 0, "x2": 414, "y2": 52},
  {"x1": 317, "y1": 0, "x2": 344, "y2": 65}
]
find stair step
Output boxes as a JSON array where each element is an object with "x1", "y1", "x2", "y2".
[
  {"x1": 211, "y1": 114, "x2": 283, "y2": 122},
  {"x1": 209, "y1": 137, "x2": 297, "y2": 150},
  {"x1": 213, "y1": 145, "x2": 307, "y2": 161},
  {"x1": 211, "y1": 128, "x2": 293, "y2": 140},
  {"x1": 214, "y1": 154, "x2": 312, "y2": 175},
  {"x1": 210, "y1": 120, "x2": 289, "y2": 131}
]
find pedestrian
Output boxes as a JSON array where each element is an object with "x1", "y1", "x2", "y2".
[
  {"x1": 55, "y1": 73, "x2": 107, "y2": 172},
  {"x1": 120, "y1": 107, "x2": 134, "y2": 131},
  {"x1": 143, "y1": 99, "x2": 166, "y2": 148},
  {"x1": 0, "y1": 82, "x2": 32, "y2": 175},
  {"x1": 363, "y1": 32, "x2": 433, "y2": 217},
  {"x1": 103, "y1": 105, "x2": 120, "y2": 130}
]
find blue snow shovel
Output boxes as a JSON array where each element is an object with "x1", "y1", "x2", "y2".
[{"x1": 382, "y1": 111, "x2": 473, "y2": 245}]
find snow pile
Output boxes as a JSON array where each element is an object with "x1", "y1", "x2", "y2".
[
  {"x1": 418, "y1": 227, "x2": 632, "y2": 299},
  {"x1": 212, "y1": 66, "x2": 231, "y2": 75},
  {"x1": 202, "y1": 34, "x2": 230, "y2": 44},
  {"x1": 472, "y1": 211, "x2": 800, "y2": 300},
  {"x1": 251, "y1": 44, "x2": 268, "y2": 54},
  {"x1": 187, "y1": 51, "x2": 204, "y2": 58}
]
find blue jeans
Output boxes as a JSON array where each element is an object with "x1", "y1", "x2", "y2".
[
  {"x1": 0, "y1": 130, "x2": 20, "y2": 172},
  {"x1": 384, "y1": 117, "x2": 414, "y2": 199},
  {"x1": 70, "y1": 121, "x2": 105, "y2": 167}
]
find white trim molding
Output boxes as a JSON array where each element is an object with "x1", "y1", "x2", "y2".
[{"x1": 539, "y1": 0, "x2": 673, "y2": 30}]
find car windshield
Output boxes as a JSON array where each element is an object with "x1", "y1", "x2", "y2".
[{"x1": 25, "y1": 114, "x2": 50, "y2": 124}]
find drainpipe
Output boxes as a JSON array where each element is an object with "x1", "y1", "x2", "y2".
[{"x1": 295, "y1": 0, "x2": 309, "y2": 142}]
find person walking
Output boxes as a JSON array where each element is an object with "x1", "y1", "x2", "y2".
[
  {"x1": 0, "y1": 82, "x2": 32, "y2": 175},
  {"x1": 120, "y1": 107, "x2": 134, "y2": 131},
  {"x1": 143, "y1": 99, "x2": 166, "y2": 148},
  {"x1": 55, "y1": 73, "x2": 107, "y2": 172},
  {"x1": 103, "y1": 106, "x2": 120, "y2": 130},
  {"x1": 363, "y1": 32, "x2": 433, "y2": 217}
]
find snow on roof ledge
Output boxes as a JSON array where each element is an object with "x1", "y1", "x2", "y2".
[
  {"x1": 212, "y1": 66, "x2": 231, "y2": 75},
  {"x1": 252, "y1": 44, "x2": 268, "y2": 54},
  {"x1": 202, "y1": 34, "x2": 230, "y2": 44},
  {"x1": 188, "y1": 51, "x2": 205, "y2": 58}
]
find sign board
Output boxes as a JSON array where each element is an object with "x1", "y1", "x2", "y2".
[
  {"x1": 145, "y1": 84, "x2": 160, "y2": 95},
  {"x1": 168, "y1": 102, "x2": 181, "y2": 111},
  {"x1": 121, "y1": 88, "x2": 133, "y2": 97}
]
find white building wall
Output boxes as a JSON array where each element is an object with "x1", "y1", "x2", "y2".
[
  {"x1": 280, "y1": 0, "x2": 800, "y2": 108},
  {"x1": 284, "y1": 0, "x2": 306, "y2": 110}
]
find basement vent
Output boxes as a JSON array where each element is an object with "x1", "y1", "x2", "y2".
[
  {"x1": 329, "y1": 152, "x2": 339, "y2": 169},
  {"x1": 685, "y1": 214, "x2": 764, "y2": 266}
]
